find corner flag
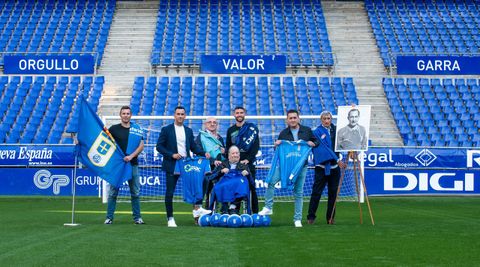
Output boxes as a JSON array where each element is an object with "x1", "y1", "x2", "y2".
[{"x1": 76, "y1": 97, "x2": 132, "y2": 188}]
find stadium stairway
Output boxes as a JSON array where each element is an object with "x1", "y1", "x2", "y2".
[
  {"x1": 323, "y1": 1, "x2": 402, "y2": 146},
  {"x1": 97, "y1": 1, "x2": 159, "y2": 116}
]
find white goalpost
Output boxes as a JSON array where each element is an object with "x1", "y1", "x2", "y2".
[{"x1": 101, "y1": 115, "x2": 364, "y2": 204}]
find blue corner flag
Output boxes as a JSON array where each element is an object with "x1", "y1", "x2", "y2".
[{"x1": 76, "y1": 97, "x2": 132, "y2": 188}]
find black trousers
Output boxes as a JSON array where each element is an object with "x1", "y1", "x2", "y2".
[
  {"x1": 307, "y1": 166, "x2": 340, "y2": 223},
  {"x1": 247, "y1": 162, "x2": 259, "y2": 213},
  {"x1": 165, "y1": 172, "x2": 202, "y2": 218},
  {"x1": 164, "y1": 172, "x2": 179, "y2": 218}
]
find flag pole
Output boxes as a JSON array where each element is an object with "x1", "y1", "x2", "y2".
[{"x1": 65, "y1": 133, "x2": 81, "y2": 227}]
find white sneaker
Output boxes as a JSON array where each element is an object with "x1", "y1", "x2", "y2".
[
  {"x1": 294, "y1": 220, "x2": 303, "y2": 228},
  {"x1": 167, "y1": 217, "x2": 177, "y2": 227},
  {"x1": 258, "y1": 207, "x2": 273, "y2": 216},
  {"x1": 193, "y1": 207, "x2": 212, "y2": 218}
]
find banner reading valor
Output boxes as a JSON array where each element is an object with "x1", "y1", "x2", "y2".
[{"x1": 3, "y1": 54, "x2": 95, "y2": 75}]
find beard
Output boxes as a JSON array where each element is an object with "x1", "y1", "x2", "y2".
[{"x1": 235, "y1": 116, "x2": 244, "y2": 123}]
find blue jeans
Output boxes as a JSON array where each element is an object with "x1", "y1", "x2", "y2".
[
  {"x1": 264, "y1": 165, "x2": 307, "y2": 221},
  {"x1": 106, "y1": 165, "x2": 141, "y2": 221}
]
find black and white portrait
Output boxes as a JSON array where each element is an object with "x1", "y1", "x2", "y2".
[{"x1": 335, "y1": 105, "x2": 371, "y2": 152}]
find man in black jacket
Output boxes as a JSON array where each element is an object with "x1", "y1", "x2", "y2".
[
  {"x1": 226, "y1": 106, "x2": 260, "y2": 213},
  {"x1": 258, "y1": 109, "x2": 317, "y2": 227}
]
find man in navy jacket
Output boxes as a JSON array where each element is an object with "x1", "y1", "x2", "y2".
[{"x1": 156, "y1": 106, "x2": 210, "y2": 227}]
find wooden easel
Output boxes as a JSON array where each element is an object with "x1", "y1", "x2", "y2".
[{"x1": 330, "y1": 151, "x2": 375, "y2": 225}]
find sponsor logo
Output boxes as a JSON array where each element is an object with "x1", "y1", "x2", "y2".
[
  {"x1": 153, "y1": 147, "x2": 163, "y2": 162},
  {"x1": 0, "y1": 146, "x2": 53, "y2": 163},
  {"x1": 255, "y1": 150, "x2": 265, "y2": 166},
  {"x1": 467, "y1": 150, "x2": 480, "y2": 168},
  {"x1": 415, "y1": 149, "x2": 437, "y2": 166},
  {"x1": 363, "y1": 150, "x2": 394, "y2": 167},
  {"x1": 184, "y1": 164, "x2": 201, "y2": 172},
  {"x1": 120, "y1": 176, "x2": 161, "y2": 187},
  {"x1": 33, "y1": 170, "x2": 70, "y2": 195},
  {"x1": 76, "y1": 175, "x2": 102, "y2": 186},
  {"x1": 384, "y1": 172, "x2": 474, "y2": 192},
  {"x1": 286, "y1": 152, "x2": 302, "y2": 158}
]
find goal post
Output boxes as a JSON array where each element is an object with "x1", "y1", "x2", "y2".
[{"x1": 101, "y1": 115, "x2": 364, "y2": 204}]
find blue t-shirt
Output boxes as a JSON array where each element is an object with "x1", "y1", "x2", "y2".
[
  {"x1": 174, "y1": 157, "x2": 211, "y2": 204},
  {"x1": 291, "y1": 128, "x2": 299, "y2": 141}
]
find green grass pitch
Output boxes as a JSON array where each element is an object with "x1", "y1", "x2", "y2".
[{"x1": 0, "y1": 196, "x2": 479, "y2": 266}]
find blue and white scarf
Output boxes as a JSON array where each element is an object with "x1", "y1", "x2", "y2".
[
  {"x1": 235, "y1": 122, "x2": 258, "y2": 152},
  {"x1": 126, "y1": 122, "x2": 144, "y2": 155},
  {"x1": 199, "y1": 130, "x2": 224, "y2": 160},
  {"x1": 312, "y1": 126, "x2": 338, "y2": 175}
]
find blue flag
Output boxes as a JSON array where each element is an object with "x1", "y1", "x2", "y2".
[{"x1": 76, "y1": 97, "x2": 132, "y2": 188}]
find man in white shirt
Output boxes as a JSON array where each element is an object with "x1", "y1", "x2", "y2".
[{"x1": 156, "y1": 106, "x2": 210, "y2": 227}]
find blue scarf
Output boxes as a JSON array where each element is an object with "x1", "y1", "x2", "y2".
[
  {"x1": 126, "y1": 122, "x2": 144, "y2": 155},
  {"x1": 235, "y1": 122, "x2": 258, "y2": 152},
  {"x1": 312, "y1": 126, "x2": 338, "y2": 175},
  {"x1": 199, "y1": 130, "x2": 224, "y2": 160}
]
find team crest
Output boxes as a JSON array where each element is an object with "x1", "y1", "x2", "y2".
[{"x1": 87, "y1": 131, "x2": 116, "y2": 167}]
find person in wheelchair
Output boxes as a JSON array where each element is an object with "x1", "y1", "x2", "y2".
[{"x1": 208, "y1": 145, "x2": 251, "y2": 215}]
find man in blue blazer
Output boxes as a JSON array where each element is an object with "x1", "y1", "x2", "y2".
[{"x1": 156, "y1": 106, "x2": 210, "y2": 227}]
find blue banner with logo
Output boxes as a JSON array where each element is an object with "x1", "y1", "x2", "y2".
[
  {"x1": 2, "y1": 146, "x2": 480, "y2": 196},
  {"x1": 363, "y1": 148, "x2": 480, "y2": 195},
  {"x1": 365, "y1": 169, "x2": 479, "y2": 195},
  {"x1": 3, "y1": 54, "x2": 95, "y2": 75},
  {"x1": 396, "y1": 56, "x2": 480, "y2": 75},
  {"x1": 0, "y1": 145, "x2": 75, "y2": 166},
  {"x1": 77, "y1": 97, "x2": 132, "y2": 188},
  {"x1": 363, "y1": 147, "x2": 472, "y2": 169},
  {"x1": 200, "y1": 55, "x2": 286, "y2": 74},
  {"x1": 0, "y1": 168, "x2": 101, "y2": 196}
]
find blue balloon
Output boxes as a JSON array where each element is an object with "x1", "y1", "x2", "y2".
[
  {"x1": 252, "y1": 214, "x2": 263, "y2": 227},
  {"x1": 219, "y1": 214, "x2": 230, "y2": 227},
  {"x1": 240, "y1": 214, "x2": 253, "y2": 227},
  {"x1": 210, "y1": 213, "x2": 221, "y2": 227},
  {"x1": 262, "y1": 215, "x2": 271, "y2": 226},
  {"x1": 227, "y1": 214, "x2": 242, "y2": 228},
  {"x1": 198, "y1": 214, "x2": 211, "y2": 227}
]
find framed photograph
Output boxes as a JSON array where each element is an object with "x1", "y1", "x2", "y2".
[{"x1": 335, "y1": 105, "x2": 371, "y2": 152}]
